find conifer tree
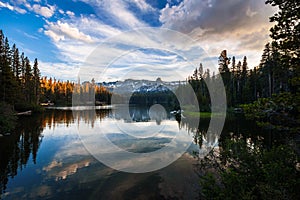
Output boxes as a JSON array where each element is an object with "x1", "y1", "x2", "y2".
[
  {"x1": 24, "y1": 57, "x2": 33, "y2": 103},
  {"x1": 33, "y1": 58, "x2": 40, "y2": 104},
  {"x1": 266, "y1": 0, "x2": 300, "y2": 93}
]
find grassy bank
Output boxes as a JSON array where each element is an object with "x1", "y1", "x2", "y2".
[
  {"x1": 184, "y1": 111, "x2": 228, "y2": 118},
  {"x1": 184, "y1": 111, "x2": 211, "y2": 118}
]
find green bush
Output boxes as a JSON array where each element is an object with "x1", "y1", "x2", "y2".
[{"x1": 241, "y1": 92, "x2": 300, "y2": 133}]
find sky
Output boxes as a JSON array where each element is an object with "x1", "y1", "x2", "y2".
[{"x1": 0, "y1": 0, "x2": 277, "y2": 82}]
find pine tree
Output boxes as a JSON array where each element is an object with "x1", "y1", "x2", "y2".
[
  {"x1": 12, "y1": 44, "x2": 21, "y2": 79},
  {"x1": 240, "y1": 56, "x2": 248, "y2": 102},
  {"x1": 242, "y1": 56, "x2": 248, "y2": 73},
  {"x1": 11, "y1": 44, "x2": 22, "y2": 104},
  {"x1": 24, "y1": 57, "x2": 33, "y2": 103},
  {"x1": 266, "y1": 0, "x2": 300, "y2": 93},
  {"x1": 0, "y1": 36, "x2": 17, "y2": 105},
  {"x1": 33, "y1": 58, "x2": 40, "y2": 105},
  {"x1": 0, "y1": 30, "x2": 4, "y2": 101},
  {"x1": 236, "y1": 61, "x2": 242, "y2": 103},
  {"x1": 20, "y1": 52, "x2": 25, "y2": 78},
  {"x1": 266, "y1": 0, "x2": 300, "y2": 61}
]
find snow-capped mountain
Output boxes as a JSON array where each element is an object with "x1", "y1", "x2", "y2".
[{"x1": 99, "y1": 78, "x2": 183, "y2": 95}]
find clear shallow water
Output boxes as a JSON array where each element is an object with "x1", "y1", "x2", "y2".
[{"x1": 0, "y1": 107, "x2": 263, "y2": 199}]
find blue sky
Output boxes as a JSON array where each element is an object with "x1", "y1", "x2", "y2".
[{"x1": 0, "y1": 0, "x2": 276, "y2": 81}]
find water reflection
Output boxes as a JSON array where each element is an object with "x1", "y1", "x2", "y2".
[
  {"x1": 0, "y1": 115, "x2": 43, "y2": 197},
  {"x1": 74, "y1": 105, "x2": 198, "y2": 173},
  {"x1": 0, "y1": 107, "x2": 273, "y2": 199},
  {"x1": 1, "y1": 107, "x2": 203, "y2": 199},
  {"x1": 0, "y1": 110, "x2": 110, "y2": 198}
]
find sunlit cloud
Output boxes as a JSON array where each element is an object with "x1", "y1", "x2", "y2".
[{"x1": 159, "y1": 0, "x2": 277, "y2": 67}]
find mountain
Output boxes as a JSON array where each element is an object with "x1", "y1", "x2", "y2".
[{"x1": 98, "y1": 78, "x2": 183, "y2": 95}]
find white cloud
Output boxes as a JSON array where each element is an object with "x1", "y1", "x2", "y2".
[
  {"x1": 0, "y1": 1, "x2": 14, "y2": 10},
  {"x1": 0, "y1": 1, "x2": 27, "y2": 14},
  {"x1": 74, "y1": 28, "x2": 218, "y2": 82},
  {"x1": 80, "y1": 0, "x2": 147, "y2": 28},
  {"x1": 15, "y1": 6, "x2": 26, "y2": 14},
  {"x1": 15, "y1": 0, "x2": 28, "y2": 3},
  {"x1": 24, "y1": 1, "x2": 31, "y2": 9},
  {"x1": 32, "y1": 4, "x2": 56, "y2": 18},
  {"x1": 42, "y1": 15, "x2": 123, "y2": 68},
  {"x1": 58, "y1": 9, "x2": 64, "y2": 14},
  {"x1": 77, "y1": 16, "x2": 121, "y2": 38},
  {"x1": 44, "y1": 20, "x2": 94, "y2": 43},
  {"x1": 42, "y1": 15, "x2": 125, "y2": 67},
  {"x1": 105, "y1": 0, "x2": 146, "y2": 28},
  {"x1": 23, "y1": 32, "x2": 39, "y2": 40},
  {"x1": 66, "y1": 10, "x2": 75, "y2": 17},
  {"x1": 44, "y1": 29, "x2": 65, "y2": 42},
  {"x1": 39, "y1": 61, "x2": 81, "y2": 81},
  {"x1": 40, "y1": 0, "x2": 155, "y2": 81},
  {"x1": 129, "y1": 0, "x2": 155, "y2": 12}
]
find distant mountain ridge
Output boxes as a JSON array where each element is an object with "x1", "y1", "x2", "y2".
[{"x1": 98, "y1": 78, "x2": 183, "y2": 95}]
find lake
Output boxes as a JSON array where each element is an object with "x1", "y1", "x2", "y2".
[{"x1": 0, "y1": 106, "x2": 267, "y2": 199}]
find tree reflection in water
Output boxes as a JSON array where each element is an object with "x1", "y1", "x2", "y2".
[
  {"x1": 0, "y1": 109, "x2": 110, "y2": 198},
  {"x1": 0, "y1": 114, "x2": 44, "y2": 197}
]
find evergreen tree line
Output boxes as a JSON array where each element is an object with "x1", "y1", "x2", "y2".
[
  {"x1": 0, "y1": 30, "x2": 40, "y2": 111},
  {"x1": 0, "y1": 30, "x2": 112, "y2": 110},
  {"x1": 218, "y1": 45, "x2": 293, "y2": 107},
  {"x1": 181, "y1": 29, "x2": 298, "y2": 111},
  {"x1": 179, "y1": 0, "x2": 299, "y2": 111}
]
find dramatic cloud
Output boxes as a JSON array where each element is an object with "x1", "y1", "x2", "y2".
[
  {"x1": 159, "y1": 0, "x2": 277, "y2": 67},
  {"x1": 160, "y1": 0, "x2": 274, "y2": 35}
]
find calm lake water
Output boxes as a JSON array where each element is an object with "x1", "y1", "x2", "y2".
[{"x1": 0, "y1": 106, "x2": 266, "y2": 200}]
